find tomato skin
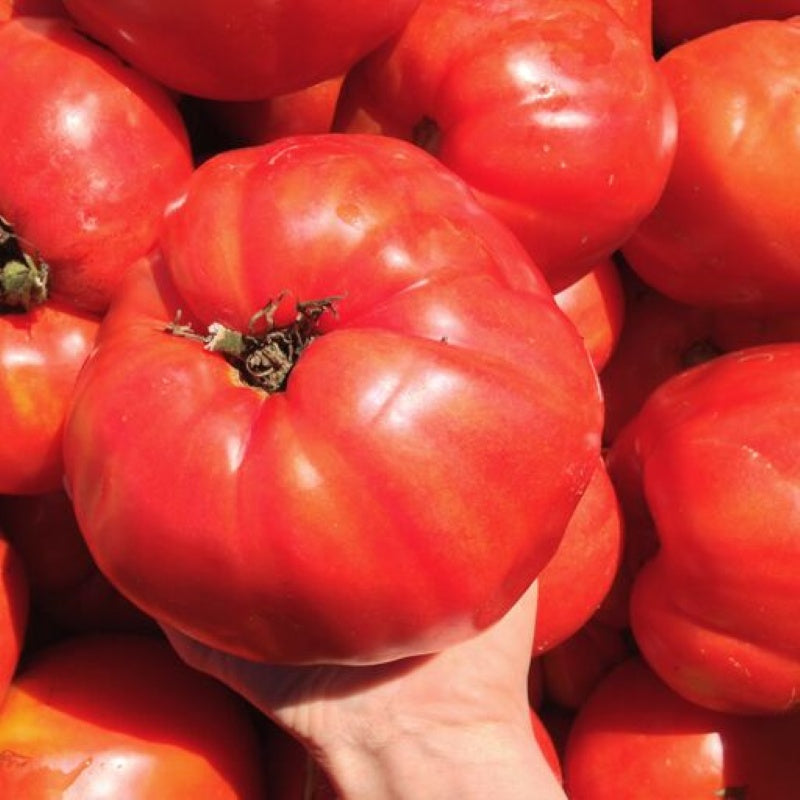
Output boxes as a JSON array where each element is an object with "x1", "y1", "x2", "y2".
[
  {"x1": 0, "y1": 18, "x2": 192, "y2": 314},
  {"x1": 622, "y1": 18, "x2": 800, "y2": 313},
  {"x1": 533, "y1": 461, "x2": 623, "y2": 655},
  {"x1": 653, "y1": 0, "x2": 800, "y2": 51},
  {"x1": 0, "y1": 301, "x2": 99, "y2": 495},
  {"x1": 554, "y1": 258, "x2": 626, "y2": 374},
  {"x1": 0, "y1": 0, "x2": 66, "y2": 19},
  {"x1": 604, "y1": 0, "x2": 652, "y2": 44},
  {"x1": 200, "y1": 76, "x2": 344, "y2": 148},
  {"x1": 61, "y1": 0, "x2": 422, "y2": 100},
  {"x1": 563, "y1": 657, "x2": 800, "y2": 799},
  {"x1": 0, "y1": 492, "x2": 154, "y2": 635},
  {"x1": 0, "y1": 633, "x2": 267, "y2": 798},
  {"x1": 609, "y1": 343, "x2": 800, "y2": 714},
  {"x1": 334, "y1": 0, "x2": 677, "y2": 291},
  {"x1": 539, "y1": 619, "x2": 633, "y2": 710},
  {"x1": 0, "y1": 537, "x2": 28, "y2": 703},
  {"x1": 63, "y1": 134, "x2": 603, "y2": 665}
]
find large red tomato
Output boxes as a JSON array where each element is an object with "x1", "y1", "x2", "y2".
[
  {"x1": 563, "y1": 657, "x2": 800, "y2": 799},
  {"x1": 334, "y1": 0, "x2": 677, "y2": 291},
  {"x1": 0, "y1": 17, "x2": 192, "y2": 314},
  {"x1": 0, "y1": 634, "x2": 267, "y2": 797},
  {"x1": 63, "y1": 134, "x2": 603, "y2": 665},
  {"x1": 622, "y1": 18, "x2": 800, "y2": 313},
  {"x1": 608, "y1": 343, "x2": 800, "y2": 713},
  {"x1": 61, "y1": 0, "x2": 422, "y2": 100}
]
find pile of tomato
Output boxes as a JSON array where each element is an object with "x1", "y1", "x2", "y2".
[{"x1": 1, "y1": 0, "x2": 799, "y2": 796}]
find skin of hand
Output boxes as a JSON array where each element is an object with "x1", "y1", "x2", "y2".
[{"x1": 163, "y1": 581, "x2": 566, "y2": 799}]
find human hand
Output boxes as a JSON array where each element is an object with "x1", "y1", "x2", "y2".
[{"x1": 164, "y1": 581, "x2": 565, "y2": 799}]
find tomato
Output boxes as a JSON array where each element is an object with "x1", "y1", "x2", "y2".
[
  {"x1": 63, "y1": 134, "x2": 603, "y2": 665},
  {"x1": 601, "y1": 268, "x2": 800, "y2": 446},
  {"x1": 533, "y1": 461, "x2": 623, "y2": 655},
  {"x1": 61, "y1": 0, "x2": 422, "y2": 100},
  {"x1": 554, "y1": 258, "x2": 626, "y2": 374},
  {"x1": 608, "y1": 343, "x2": 800, "y2": 713},
  {"x1": 0, "y1": 260, "x2": 99, "y2": 495},
  {"x1": 621, "y1": 18, "x2": 800, "y2": 313},
  {"x1": 198, "y1": 76, "x2": 344, "y2": 149},
  {"x1": 0, "y1": 491, "x2": 154, "y2": 635},
  {"x1": 539, "y1": 619, "x2": 633, "y2": 710},
  {"x1": 563, "y1": 657, "x2": 800, "y2": 799},
  {"x1": 0, "y1": 633, "x2": 268, "y2": 798},
  {"x1": 334, "y1": 0, "x2": 677, "y2": 291},
  {"x1": 0, "y1": 537, "x2": 27, "y2": 702},
  {"x1": 0, "y1": 17, "x2": 192, "y2": 314},
  {"x1": 652, "y1": 0, "x2": 800, "y2": 51}
]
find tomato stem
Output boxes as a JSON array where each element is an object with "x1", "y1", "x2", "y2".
[
  {"x1": 0, "y1": 216, "x2": 49, "y2": 312},
  {"x1": 166, "y1": 292, "x2": 343, "y2": 393}
]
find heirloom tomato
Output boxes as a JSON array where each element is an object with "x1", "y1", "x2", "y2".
[
  {"x1": 63, "y1": 134, "x2": 603, "y2": 665},
  {"x1": 608, "y1": 343, "x2": 800, "y2": 714},
  {"x1": 0, "y1": 17, "x2": 192, "y2": 314},
  {"x1": 61, "y1": 0, "x2": 422, "y2": 100},
  {"x1": 334, "y1": 0, "x2": 677, "y2": 290},
  {"x1": 622, "y1": 18, "x2": 800, "y2": 313},
  {"x1": 564, "y1": 657, "x2": 800, "y2": 799},
  {"x1": 0, "y1": 634, "x2": 267, "y2": 798}
]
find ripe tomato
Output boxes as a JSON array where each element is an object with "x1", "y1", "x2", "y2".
[
  {"x1": 534, "y1": 461, "x2": 623, "y2": 655},
  {"x1": 0, "y1": 537, "x2": 27, "y2": 702},
  {"x1": 334, "y1": 0, "x2": 677, "y2": 291},
  {"x1": 554, "y1": 258, "x2": 626, "y2": 374},
  {"x1": 563, "y1": 657, "x2": 800, "y2": 799},
  {"x1": 0, "y1": 17, "x2": 192, "y2": 314},
  {"x1": 63, "y1": 134, "x2": 603, "y2": 665},
  {"x1": 199, "y1": 76, "x2": 344, "y2": 149},
  {"x1": 621, "y1": 18, "x2": 800, "y2": 313},
  {"x1": 61, "y1": 0, "x2": 422, "y2": 100},
  {"x1": 539, "y1": 619, "x2": 633, "y2": 710},
  {"x1": 609, "y1": 343, "x2": 800, "y2": 713},
  {"x1": 0, "y1": 293, "x2": 99, "y2": 495},
  {"x1": 0, "y1": 491, "x2": 154, "y2": 634},
  {"x1": 0, "y1": 633, "x2": 268, "y2": 798}
]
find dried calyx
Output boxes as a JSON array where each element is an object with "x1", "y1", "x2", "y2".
[
  {"x1": 0, "y1": 216, "x2": 49, "y2": 312},
  {"x1": 166, "y1": 292, "x2": 342, "y2": 393}
]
